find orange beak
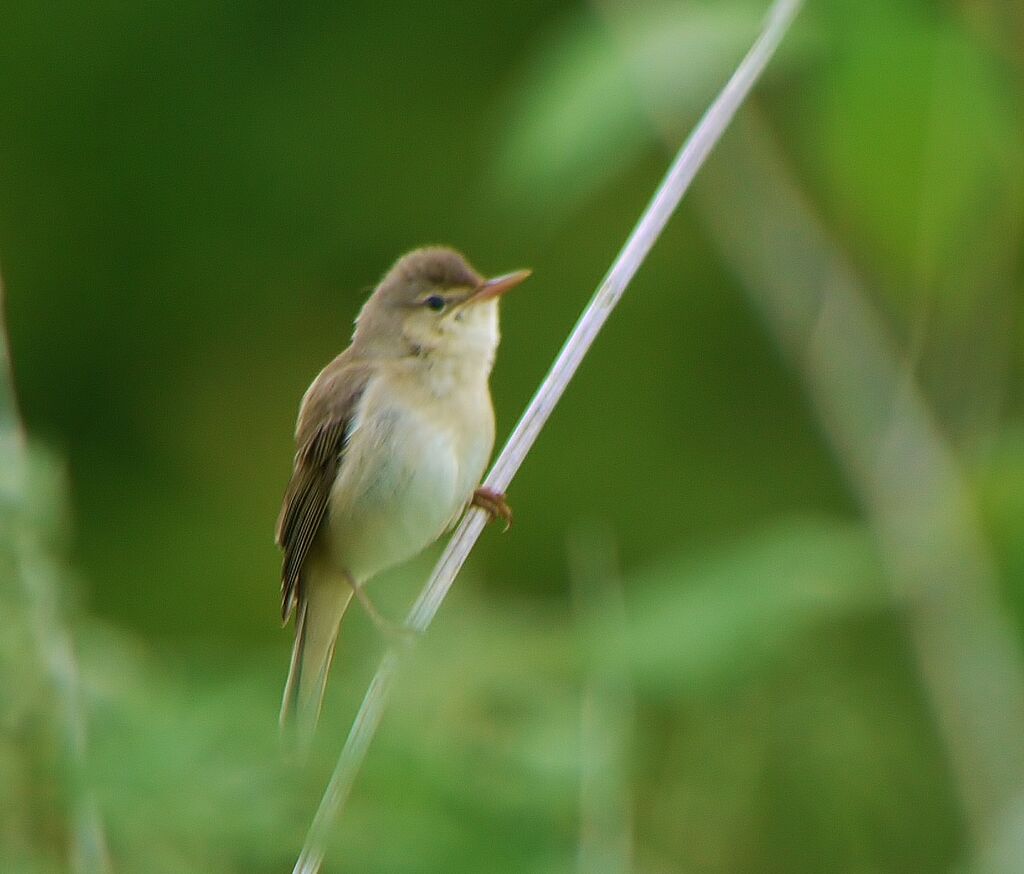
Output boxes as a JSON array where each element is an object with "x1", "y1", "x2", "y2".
[{"x1": 469, "y1": 268, "x2": 532, "y2": 303}]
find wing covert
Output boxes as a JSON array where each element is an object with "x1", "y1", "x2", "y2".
[{"x1": 276, "y1": 368, "x2": 368, "y2": 621}]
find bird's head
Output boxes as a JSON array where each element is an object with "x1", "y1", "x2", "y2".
[{"x1": 353, "y1": 247, "x2": 530, "y2": 363}]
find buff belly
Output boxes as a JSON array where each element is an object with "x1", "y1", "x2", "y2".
[{"x1": 325, "y1": 396, "x2": 487, "y2": 583}]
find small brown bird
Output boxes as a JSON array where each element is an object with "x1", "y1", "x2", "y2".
[{"x1": 276, "y1": 247, "x2": 529, "y2": 743}]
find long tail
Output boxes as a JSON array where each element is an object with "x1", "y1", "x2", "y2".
[{"x1": 280, "y1": 566, "x2": 354, "y2": 753}]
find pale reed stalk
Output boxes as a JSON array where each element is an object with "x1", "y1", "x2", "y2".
[{"x1": 293, "y1": 2, "x2": 803, "y2": 870}]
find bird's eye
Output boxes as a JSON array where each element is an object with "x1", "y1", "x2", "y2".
[{"x1": 424, "y1": 295, "x2": 446, "y2": 312}]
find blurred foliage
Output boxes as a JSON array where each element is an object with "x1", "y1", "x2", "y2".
[{"x1": 3, "y1": 0, "x2": 1024, "y2": 871}]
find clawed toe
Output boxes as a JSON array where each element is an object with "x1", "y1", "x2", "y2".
[{"x1": 472, "y1": 487, "x2": 513, "y2": 531}]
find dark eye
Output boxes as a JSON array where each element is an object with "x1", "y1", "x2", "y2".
[{"x1": 425, "y1": 295, "x2": 446, "y2": 312}]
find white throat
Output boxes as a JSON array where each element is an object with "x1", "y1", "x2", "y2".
[{"x1": 403, "y1": 301, "x2": 500, "y2": 398}]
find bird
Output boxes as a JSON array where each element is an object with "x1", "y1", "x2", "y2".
[{"x1": 275, "y1": 246, "x2": 530, "y2": 746}]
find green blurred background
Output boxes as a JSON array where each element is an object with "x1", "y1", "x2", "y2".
[{"x1": 3, "y1": 0, "x2": 1024, "y2": 871}]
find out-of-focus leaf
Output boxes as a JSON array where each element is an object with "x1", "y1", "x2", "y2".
[
  {"x1": 496, "y1": 3, "x2": 762, "y2": 218},
  {"x1": 975, "y1": 428, "x2": 1024, "y2": 625},
  {"x1": 814, "y1": 5, "x2": 1024, "y2": 297},
  {"x1": 80, "y1": 636, "x2": 311, "y2": 874},
  {"x1": 972, "y1": 793, "x2": 1024, "y2": 874},
  {"x1": 593, "y1": 519, "x2": 885, "y2": 694},
  {"x1": 0, "y1": 438, "x2": 113, "y2": 874}
]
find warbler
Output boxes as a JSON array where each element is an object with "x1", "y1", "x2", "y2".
[{"x1": 276, "y1": 247, "x2": 529, "y2": 743}]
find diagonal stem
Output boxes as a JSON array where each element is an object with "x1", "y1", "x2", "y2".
[{"x1": 292, "y1": 1, "x2": 803, "y2": 870}]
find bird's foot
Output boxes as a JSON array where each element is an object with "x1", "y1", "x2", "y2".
[
  {"x1": 349, "y1": 581, "x2": 418, "y2": 647},
  {"x1": 472, "y1": 487, "x2": 513, "y2": 531}
]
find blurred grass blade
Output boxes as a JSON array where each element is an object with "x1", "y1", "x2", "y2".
[
  {"x1": 597, "y1": 519, "x2": 884, "y2": 695},
  {"x1": 696, "y1": 111, "x2": 1024, "y2": 846},
  {"x1": 0, "y1": 264, "x2": 112, "y2": 874},
  {"x1": 293, "y1": 2, "x2": 803, "y2": 871},
  {"x1": 0, "y1": 261, "x2": 25, "y2": 488},
  {"x1": 569, "y1": 526, "x2": 634, "y2": 874},
  {"x1": 497, "y1": 3, "x2": 762, "y2": 220}
]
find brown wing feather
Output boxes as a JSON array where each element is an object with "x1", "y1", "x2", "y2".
[{"x1": 276, "y1": 361, "x2": 369, "y2": 621}]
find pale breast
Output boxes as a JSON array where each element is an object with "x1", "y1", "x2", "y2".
[{"x1": 325, "y1": 371, "x2": 494, "y2": 582}]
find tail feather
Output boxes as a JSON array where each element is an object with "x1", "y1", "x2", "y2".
[{"x1": 280, "y1": 567, "x2": 354, "y2": 753}]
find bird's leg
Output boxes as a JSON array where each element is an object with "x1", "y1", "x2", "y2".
[
  {"x1": 343, "y1": 572, "x2": 417, "y2": 645},
  {"x1": 472, "y1": 487, "x2": 513, "y2": 531}
]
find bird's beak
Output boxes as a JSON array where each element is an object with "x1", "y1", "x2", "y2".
[{"x1": 468, "y1": 268, "x2": 532, "y2": 304}]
